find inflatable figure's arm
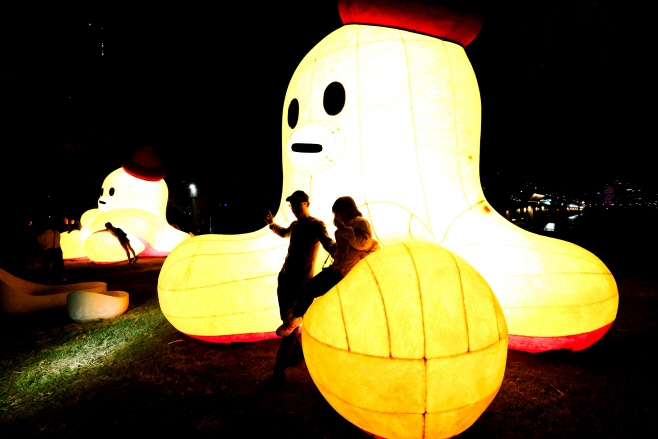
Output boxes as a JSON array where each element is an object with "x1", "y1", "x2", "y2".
[{"x1": 80, "y1": 209, "x2": 103, "y2": 229}]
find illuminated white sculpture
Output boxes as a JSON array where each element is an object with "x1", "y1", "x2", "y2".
[
  {"x1": 159, "y1": 3, "x2": 617, "y2": 352},
  {"x1": 1, "y1": 269, "x2": 107, "y2": 315},
  {"x1": 67, "y1": 290, "x2": 129, "y2": 323},
  {"x1": 61, "y1": 147, "x2": 190, "y2": 263}
]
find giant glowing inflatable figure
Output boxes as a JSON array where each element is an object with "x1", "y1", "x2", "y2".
[
  {"x1": 158, "y1": 0, "x2": 617, "y2": 352},
  {"x1": 61, "y1": 146, "x2": 190, "y2": 263},
  {"x1": 303, "y1": 242, "x2": 507, "y2": 439}
]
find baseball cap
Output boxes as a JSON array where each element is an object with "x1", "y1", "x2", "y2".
[{"x1": 286, "y1": 190, "x2": 309, "y2": 203}]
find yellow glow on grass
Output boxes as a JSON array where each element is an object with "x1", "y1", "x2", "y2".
[{"x1": 0, "y1": 298, "x2": 165, "y2": 414}]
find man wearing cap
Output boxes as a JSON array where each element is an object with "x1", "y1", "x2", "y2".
[{"x1": 264, "y1": 190, "x2": 335, "y2": 388}]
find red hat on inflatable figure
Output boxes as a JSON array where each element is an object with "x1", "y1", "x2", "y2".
[
  {"x1": 122, "y1": 145, "x2": 167, "y2": 182},
  {"x1": 339, "y1": 0, "x2": 484, "y2": 46}
]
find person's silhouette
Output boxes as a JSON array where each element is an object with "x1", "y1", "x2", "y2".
[{"x1": 104, "y1": 222, "x2": 137, "y2": 263}]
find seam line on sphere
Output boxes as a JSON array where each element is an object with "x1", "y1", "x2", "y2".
[
  {"x1": 402, "y1": 243, "x2": 426, "y2": 359},
  {"x1": 305, "y1": 330, "x2": 504, "y2": 361},
  {"x1": 486, "y1": 280, "x2": 500, "y2": 344},
  {"x1": 402, "y1": 242, "x2": 427, "y2": 417},
  {"x1": 425, "y1": 386, "x2": 502, "y2": 415},
  {"x1": 502, "y1": 294, "x2": 619, "y2": 309},
  {"x1": 335, "y1": 284, "x2": 351, "y2": 351},
  {"x1": 450, "y1": 252, "x2": 470, "y2": 352},
  {"x1": 425, "y1": 338, "x2": 505, "y2": 360},
  {"x1": 164, "y1": 306, "x2": 280, "y2": 319},
  {"x1": 365, "y1": 258, "x2": 392, "y2": 357},
  {"x1": 313, "y1": 375, "x2": 425, "y2": 416},
  {"x1": 158, "y1": 273, "x2": 278, "y2": 292}
]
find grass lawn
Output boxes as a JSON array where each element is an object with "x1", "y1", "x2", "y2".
[{"x1": 1, "y1": 247, "x2": 656, "y2": 437}]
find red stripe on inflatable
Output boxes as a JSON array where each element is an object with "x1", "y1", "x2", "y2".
[
  {"x1": 122, "y1": 165, "x2": 165, "y2": 182},
  {"x1": 137, "y1": 238, "x2": 170, "y2": 257},
  {"x1": 338, "y1": 0, "x2": 483, "y2": 47},
  {"x1": 185, "y1": 331, "x2": 280, "y2": 344},
  {"x1": 508, "y1": 321, "x2": 614, "y2": 353}
]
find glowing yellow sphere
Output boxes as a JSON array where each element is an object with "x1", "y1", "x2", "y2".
[{"x1": 302, "y1": 242, "x2": 507, "y2": 439}]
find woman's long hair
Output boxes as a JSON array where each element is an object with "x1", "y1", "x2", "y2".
[{"x1": 332, "y1": 196, "x2": 362, "y2": 222}]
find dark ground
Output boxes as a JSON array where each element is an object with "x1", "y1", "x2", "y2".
[{"x1": 1, "y1": 208, "x2": 657, "y2": 438}]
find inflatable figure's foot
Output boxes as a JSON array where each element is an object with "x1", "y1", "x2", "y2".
[
  {"x1": 440, "y1": 209, "x2": 618, "y2": 351},
  {"x1": 158, "y1": 225, "x2": 302, "y2": 342},
  {"x1": 508, "y1": 321, "x2": 614, "y2": 353}
]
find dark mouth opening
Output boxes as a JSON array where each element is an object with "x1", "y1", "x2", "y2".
[
  {"x1": 99, "y1": 200, "x2": 106, "y2": 204},
  {"x1": 292, "y1": 143, "x2": 322, "y2": 153}
]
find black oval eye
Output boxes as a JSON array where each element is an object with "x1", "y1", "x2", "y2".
[
  {"x1": 323, "y1": 82, "x2": 345, "y2": 116},
  {"x1": 288, "y1": 98, "x2": 299, "y2": 129},
  {"x1": 100, "y1": 188, "x2": 104, "y2": 197},
  {"x1": 109, "y1": 188, "x2": 115, "y2": 196}
]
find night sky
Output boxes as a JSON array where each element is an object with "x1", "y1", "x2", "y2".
[{"x1": 1, "y1": 1, "x2": 650, "y2": 232}]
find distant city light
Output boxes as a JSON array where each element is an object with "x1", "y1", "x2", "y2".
[{"x1": 189, "y1": 183, "x2": 197, "y2": 197}]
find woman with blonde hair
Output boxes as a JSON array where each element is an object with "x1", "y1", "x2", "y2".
[{"x1": 277, "y1": 196, "x2": 379, "y2": 337}]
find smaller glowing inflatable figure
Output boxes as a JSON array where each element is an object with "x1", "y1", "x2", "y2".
[
  {"x1": 61, "y1": 146, "x2": 190, "y2": 263},
  {"x1": 303, "y1": 242, "x2": 507, "y2": 439}
]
